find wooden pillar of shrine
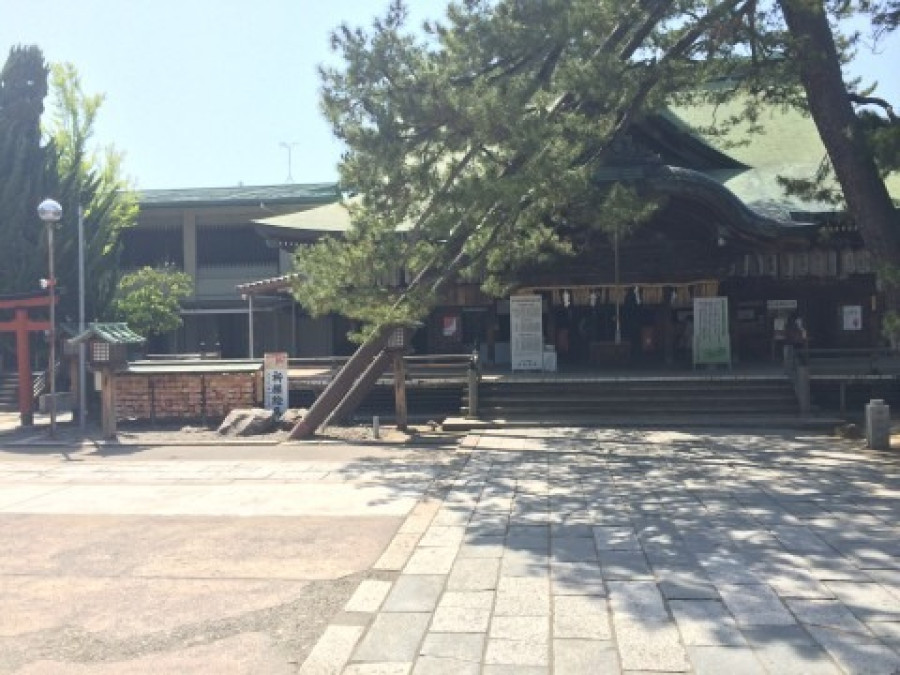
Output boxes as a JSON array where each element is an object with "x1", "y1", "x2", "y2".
[{"x1": 0, "y1": 294, "x2": 54, "y2": 427}]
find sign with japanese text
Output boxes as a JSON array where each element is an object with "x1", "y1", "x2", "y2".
[
  {"x1": 842, "y1": 305, "x2": 862, "y2": 331},
  {"x1": 264, "y1": 352, "x2": 289, "y2": 415},
  {"x1": 693, "y1": 297, "x2": 731, "y2": 367},
  {"x1": 510, "y1": 295, "x2": 544, "y2": 371}
]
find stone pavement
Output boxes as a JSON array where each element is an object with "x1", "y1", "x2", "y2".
[{"x1": 301, "y1": 427, "x2": 900, "y2": 674}]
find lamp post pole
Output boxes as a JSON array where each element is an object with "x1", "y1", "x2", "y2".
[
  {"x1": 38, "y1": 198, "x2": 63, "y2": 438},
  {"x1": 78, "y1": 205, "x2": 86, "y2": 430}
]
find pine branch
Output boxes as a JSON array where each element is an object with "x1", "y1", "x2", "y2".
[{"x1": 849, "y1": 93, "x2": 898, "y2": 123}]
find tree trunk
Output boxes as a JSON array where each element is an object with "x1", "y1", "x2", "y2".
[
  {"x1": 288, "y1": 324, "x2": 395, "y2": 438},
  {"x1": 780, "y1": 0, "x2": 900, "y2": 269}
]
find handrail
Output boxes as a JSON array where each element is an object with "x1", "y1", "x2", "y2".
[
  {"x1": 287, "y1": 353, "x2": 475, "y2": 368},
  {"x1": 799, "y1": 346, "x2": 900, "y2": 374},
  {"x1": 288, "y1": 352, "x2": 479, "y2": 386},
  {"x1": 32, "y1": 358, "x2": 63, "y2": 401}
]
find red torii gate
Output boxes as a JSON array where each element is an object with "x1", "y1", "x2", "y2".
[{"x1": 0, "y1": 292, "x2": 55, "y2": 426}]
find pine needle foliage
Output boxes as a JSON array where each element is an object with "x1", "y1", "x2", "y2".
[{"x1": 295, "y1": 0, "x2": 898, "y2": 334}]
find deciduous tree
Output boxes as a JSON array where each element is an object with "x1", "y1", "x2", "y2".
[{"x1": 113, "y1": 265, "x2": 193, "y2": 339}]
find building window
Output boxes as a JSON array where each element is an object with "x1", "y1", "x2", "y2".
[
  {"x1": 197, "y1": 225, "x2": 278, "y2": 266},
  {"x1": 121, "y1": 227, "x2": 184, "y2": 268}
]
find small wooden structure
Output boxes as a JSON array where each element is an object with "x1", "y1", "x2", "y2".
[
  {"x1": 67, "y1": 323, "x2": 144, "y2": 438},
  {"x1": 0, "y1": 292, "x2": 55, "y2": 426}
]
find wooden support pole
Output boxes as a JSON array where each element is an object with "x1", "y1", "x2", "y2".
[
  {"x1": 467, "y1": 359, "x2": 480, "y2": 419},
  {"x1": 324, "y1": 349, "x2": 393, "y2": 427},
  {"x1": 15, "y1": 309, "x2": 33, "y2": 426},
  {"x1": 393, "y1": 351, "x2": 408, "y2": 431},
  {"x1": 290, "y1": 325, "x2": 394, "y2": 438},
  {"x1": 101, "y1": 369, "x2": 117, "y2": 439},
  {"x1": 796, "y1": 365, "x2": 811, "y2": 416}
]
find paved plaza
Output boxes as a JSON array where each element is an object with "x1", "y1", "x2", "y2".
[
  {"x1": 0, "y1": 426, "x2": 899, "y2": 673},
  {"x1": 302, "y1": 427, "x2": 900, "y2": 674}
]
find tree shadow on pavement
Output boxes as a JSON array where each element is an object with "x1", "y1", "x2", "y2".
[{"x1": 325, "y1": 424, "x2": 900, "y2": 672}]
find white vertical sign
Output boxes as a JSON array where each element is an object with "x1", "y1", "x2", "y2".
[
  {"x1": 510, "y1": 295, "x2": 544, "y2": 371},
  {"x1": 842, "y1": 305, "x2": 862, "y2": 331},
  {"x1": 693, "y1": 297, "x2": 731, "y2": 366},
  {"x1": 264, "y1": 352, "x2": 289, "y2": 414}
]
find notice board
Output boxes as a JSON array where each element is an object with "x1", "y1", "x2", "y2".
[
  {"x1": 510, "y1": 295, "x2": 544, "y2": 371},
  {"x1": 693, "y1": 297, "x2": 731, "y2": 367}
]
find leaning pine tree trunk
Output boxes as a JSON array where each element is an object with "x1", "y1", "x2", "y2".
[{"x1": 780, "y1": 0, "x2": 900, "y2": 318}]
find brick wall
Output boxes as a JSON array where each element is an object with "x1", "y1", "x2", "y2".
[{"x1": 115, "y1": 372, "x2": 261, "y2": 422}]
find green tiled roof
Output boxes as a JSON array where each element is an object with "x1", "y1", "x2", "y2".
[
  {"x1": 68, "y1": 323, "x2": 145, "y2": 345},
  {"x1": 253, "y1": 197, "x2": 413, "y2": 237},
  {"x1": 138, "y1": 183, "x2": 341, "y2": 208},
  {"x1": 667, "y1": 98, "x2": 900, "y2": 214}
]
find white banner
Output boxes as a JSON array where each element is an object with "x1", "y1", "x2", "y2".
[
  {"x1": 510, "y1": 295, "x2": 544, "y2": 371},
  {"x1": 693, "y1": 297, "x2": 731, "y2": 366},
  {"x1": 264, "y1": 352, "x2": 289, "y2": 414}
]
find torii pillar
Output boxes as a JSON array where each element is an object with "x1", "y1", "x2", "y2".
[{"x1": 0, "y1": 293, "x2": 54, "y2": 427}]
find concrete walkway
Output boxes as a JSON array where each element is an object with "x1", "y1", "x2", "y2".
[{"x1": 301, "y1": 427, "x2": 900, "y2": 674}]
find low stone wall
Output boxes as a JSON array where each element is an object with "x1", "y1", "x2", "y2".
[{"x1": 115, "y1": 372, "x2": 261, "y2": 422}]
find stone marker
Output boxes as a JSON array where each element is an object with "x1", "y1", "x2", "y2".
[
  {"x1": 217, "y1": 407, "x2": 277, "y2": 436},
  {"x1": 865, "y1": 399, "x2": 890, "y2": 450}
]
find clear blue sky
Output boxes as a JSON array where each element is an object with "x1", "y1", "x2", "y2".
[{"x1": 1, "y1": 0, "x2": 897, "y2": 191}]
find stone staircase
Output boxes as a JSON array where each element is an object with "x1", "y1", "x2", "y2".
[
  {"x1": 0, "y1": 372, "x2": 19, "y2": 413},
  {"x1": 462, "y1": 375, "x2": 800, "y2": 421}
]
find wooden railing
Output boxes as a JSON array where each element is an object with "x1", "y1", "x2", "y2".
[
  {"x1": 793, "y1": 346, "x2": 900, "y2": 414},
  {"x1": 797, "y1": 347, "x2": 900, "y2": 377},
  {"x1": 287, "y1": 353, "x2": 476, "y2": 383}
]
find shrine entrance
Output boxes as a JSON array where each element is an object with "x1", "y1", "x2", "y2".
[{"x1": 0, "y1": 291, "x2": 55, "y2": 426}]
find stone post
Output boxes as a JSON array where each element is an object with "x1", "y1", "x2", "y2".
[{"x1": 865, "y1": 399, "x2": 890, "y2": 450}]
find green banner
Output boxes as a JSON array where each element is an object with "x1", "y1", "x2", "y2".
[{"x1": 693, "y1": 297, "x2": 731, "y2": 366}]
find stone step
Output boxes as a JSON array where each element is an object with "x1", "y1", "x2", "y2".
[{"x1": 463, "y1": 377, "x2": 799, "y2": 418}]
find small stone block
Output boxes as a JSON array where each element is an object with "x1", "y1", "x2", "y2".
[
  {"x1": 404, "y1": 547, "x2": 458, "y2": 575},
  {"x1": 430, "y1": 605, "x2": 491, "y2": 633},
  {"x1": 447, "y1": 558, "x2": 500, "y2": 591},
  {"x1": 489, "y1": 615, "x2": 549, "y2": 641},
  {"x1": 553, "y1": 639, "x2": 619, "y2": 675},
  {"x1": 382, "y1": 575, "x2": 445, "y2": 613},
  {"x1": 419, "y1": 632, "x2": 485, "y2": 662},
  {"x1": 484, "y1": 638, "x2": 549, "y2": 666},
  {"x1": 299, "y1": 624, "x2": 365, "y2": 674},
  {"x1": 717, "y1": 584, "x2": 796, "y2": 626},
  {"x1": 344, "y1": 664, "x2": 411, "y2": 675},
  {"x1": 687, "y1": 646, "x2": 766, "y2": 675},
  {"x1": 345, "y1": 580, "x2": 393, "y2": 614},
  {"x1": 552, "y1": 595, "x2": 611, "y2": 640},
  {"x1": 353, "y1": 613, "x2": 430, "y2": 663}
]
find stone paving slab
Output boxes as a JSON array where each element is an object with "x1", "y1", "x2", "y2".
[{"x1": 299, "y1": 427, "x2": 900, "y2": 674}]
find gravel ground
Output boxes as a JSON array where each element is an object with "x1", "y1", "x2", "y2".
[
  {"x1": 113, "y1": 421, "x2": 446, "y2": 445},
  {"x1": 0, "y1": 574, "x2": 364, "y2": 673}
]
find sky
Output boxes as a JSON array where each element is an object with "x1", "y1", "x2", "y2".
[{"x1": 1, "y1": 0, "x2": 898, "y2": 192}]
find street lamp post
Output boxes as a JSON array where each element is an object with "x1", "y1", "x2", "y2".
[
  {"x1": 77, "y1": 204, "x2": 86, "y2": 431},
  {"x1": 37, "y1": 198, "x2": 62, "y2": 438}
]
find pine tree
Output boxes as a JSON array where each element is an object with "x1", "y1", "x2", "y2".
[
  {"x1": 0, "y1": 49, "x2": 137, "y2": 324},
  {"x1": 0, "y1": 46, "x2": 52, "y2": 295},
  {"x1": 290, "y1": 0, "x2": 899, "y2": 435}
]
